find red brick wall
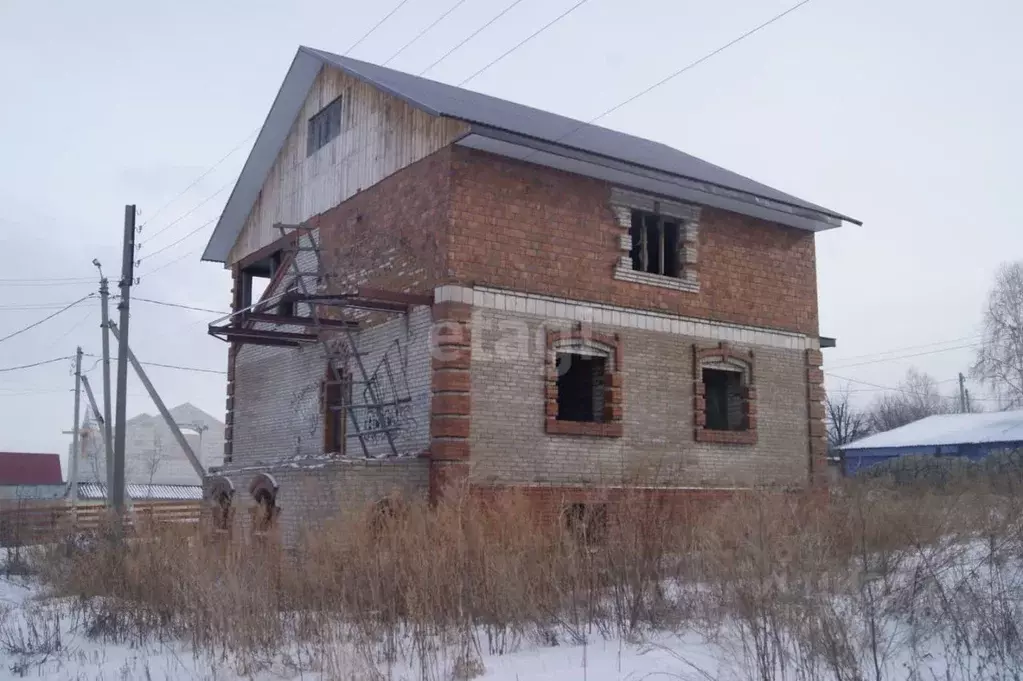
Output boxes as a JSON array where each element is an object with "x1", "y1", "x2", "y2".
[
  {"x1": 311, "y1": 146, "x2": 454, "y2": 296},
  {"x1": 448, "y1": 148, "x2": 820, "y2": 336}
]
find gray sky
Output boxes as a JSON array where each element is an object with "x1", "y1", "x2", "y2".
[{"x1": 1, "y1": 0, "x2": 1020, "y2": 474}]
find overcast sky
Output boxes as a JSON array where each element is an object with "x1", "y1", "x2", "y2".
[{"x1": 1, "y1": 0, "x2": 1020, "y2": 474}]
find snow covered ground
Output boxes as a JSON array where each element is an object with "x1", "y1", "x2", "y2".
[
  {"x1": 2, "y1": 534, "x2": 1021, "y2": 681},
  {"x1": 1, "y1": 571, "x2": 722, "y2": 681}
]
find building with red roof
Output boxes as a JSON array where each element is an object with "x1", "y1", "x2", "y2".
[{"x1": 0, "y1": 452, "x2": 65, "y2": 500}]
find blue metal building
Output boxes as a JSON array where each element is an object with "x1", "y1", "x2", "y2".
[{"x1": 840, "y1": 410, "x2": 1023, "y2": 475}]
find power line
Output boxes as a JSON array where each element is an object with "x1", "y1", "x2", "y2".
[
  {"x1": 139, "y1": 129, "x2": 258, "y2": 230},
  {"x1": 131, "y1": 297, "x2": 228, "y2": 315},
  {"x1": 458, "y1": 0, "x2": 593, "y2": 86},
  {"x1": 139, "y1": 246, "x2": 200, "y2": 280},
  {"x1": 0, "y1": 278, "x2": 94, "y2": 287},
  {"x1": 346, "y1": 0, "x2": 416, "y2": 55},
  {"x1": 0, "y1": 356, "x2": 74, "y2": 373},
  {"x1": 82, "y1": 353, "x2": 225, "y2": 375},
  {"x1": 0, "y1": 301, "x2": 94, "y2": 311},
  {"x1": 420, "y1": 0, "x2": 530, "y2": 76},
  {"x1": 132, "y1": 360, "x2": 225, "y2": 375},
  {"x1": 529, "y1": 0, "x2": 814, "y2": 154},
  {"x1": 828, "y1": 343, "x2": 981, "y2": 371},
  {"x1": 141, "y1": 179, "x2": 234, "y2": 244},
  {"x1": 826, "y1": 372, "x2": 1002, "y2": 402},
  {"x1": 138, "y1": 217, "x2": 215, "y2": 263},
  {"x1": 383, "y1": 0, "x2": 471, "y2": 66},
  {"x1": 0, "y1": 276, "x2": 93, "y2": 283},
  {"x1": 829, "y1": 334, "x2": 983, "y2": 364},
  {"x1": 0, "y1": 294, "x2": 94, "y2": 345}
]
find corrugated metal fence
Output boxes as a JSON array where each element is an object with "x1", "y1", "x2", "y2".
[{"x1": 0, "y1": 500, "x2": 204, "y2": 546}]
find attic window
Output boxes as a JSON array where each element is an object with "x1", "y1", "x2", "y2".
[
  {"x1": 630, "y1": 210, "x2": 682, "y2": 278},
  {"x1": 611, "y1": 189, "x2": 700, "y2": 293},
  {"x1": 307, "y1": 96, "x2": 342, "y2": 156}
]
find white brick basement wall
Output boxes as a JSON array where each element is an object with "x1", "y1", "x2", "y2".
[{"x1": 230, "y1": 305, "x2": 433, "y2": 468}]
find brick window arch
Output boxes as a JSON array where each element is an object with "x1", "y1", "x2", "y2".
[
  {"x1": 248, "y1": 473, "x2": 280, "y2": 533},
  {"x1": 207, "y1": 475, "x2": 235, "y2": 532},
  {"x1": 545, "y1": 326, "x2": 623, "y2": 437},
  {"x1": 693, "y1": 343, "x2": 757, "y2": 445}
]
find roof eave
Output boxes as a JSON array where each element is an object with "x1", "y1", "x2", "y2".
[
  {"x1": 202, "y1": 50, "x2": 324, "y2": 264},
  {"x1": 457, "y1": 126, "x2": 853, "y2": 232}
]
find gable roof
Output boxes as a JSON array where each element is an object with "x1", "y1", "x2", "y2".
[
  {"x1": 842, "y1": 411, "x2": 1023, "y2": 451},
  {"x1": 203, "y1": 46, "x2": 859, "y2": 263},
  {"x1": 0, "y1": 452, "x2": 63, "y2": 486}
]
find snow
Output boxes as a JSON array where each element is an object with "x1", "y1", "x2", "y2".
[
  {"x1": 0, "y1": 575, "x2": 720, "y2": 681},
  {"x1": 841, "y1": 409, "x2": 1023, "y2": 450},
  {"x1": 1, "y1": 538, "x2": 1020, "y2": 680}
]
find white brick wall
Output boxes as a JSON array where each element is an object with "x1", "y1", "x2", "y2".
[
  {"x1": 470, "y1": 307, "x2": 810, "y2": 488},
  {"x1": 230, "y1": 306, "x2": 433, "y2": 467}
]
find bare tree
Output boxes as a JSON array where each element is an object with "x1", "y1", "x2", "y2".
[
  {"x1": 826, "y1": 386, "x2": 872, "y2": 448},
  {"x1": 868, "y1": 368, "x2": 952, "y2": 433},
  {"x1": 973, "y1": 261, "x2": 1023, "y2": 408},
  {"x1": 142, "y1": 432, "x2": 166, "y2": 494}
]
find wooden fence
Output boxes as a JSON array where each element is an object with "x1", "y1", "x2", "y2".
[{"x1": 0, "y1": 500, "x2": 204, "y2": 546}]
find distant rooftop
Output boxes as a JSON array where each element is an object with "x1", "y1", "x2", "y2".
[
  {"x1": 842, "y1": 411, "x2": 1023, "y2": 451},
  {"x1": 0, "y1": 452, "x2": 63, "y2": 486}
]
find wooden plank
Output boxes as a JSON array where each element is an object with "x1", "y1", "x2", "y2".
[{"x1": 227, "y1": 66, "x2": 470, "y2": 265}]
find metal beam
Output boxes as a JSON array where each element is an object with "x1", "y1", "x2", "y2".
[
  {"x1": 208, "y1": 325, "x2": 319, "y2": 347},
  {"x1": 241, "y1": 312, "x2": 358, "y2": 329},
  {"x1": 107, "y1": 322, "x2": 205, "y2": 479},
  {"x1": 284, "y1": 294, "x2": 410, "y2": 314}
]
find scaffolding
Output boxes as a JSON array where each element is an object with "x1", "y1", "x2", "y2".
[{"x1": 208, "y1": 224, "x2": 431, "y2": 458}]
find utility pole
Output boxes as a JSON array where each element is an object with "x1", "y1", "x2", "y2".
[
  {"x1": 107, "y1": 322, "x2": 205, "y2": 478},
  {"x1": 112, "y1": 205, "x2": 136, "y2": 514},
  {"x1": 94, "y1": 260, "x2": 115, "y2": 504},
  {"x1": 959, "y1": 372, "x2": 969, "y2": 413},
  {"x1": 69, "y1": 347, "x2": 83, "y2": 509}
]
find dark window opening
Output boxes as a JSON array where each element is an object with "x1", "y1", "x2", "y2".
[
  {"x1": 703, "y1": 368, "x2": 746, "y2": 431},
  {"x1": 211, "y1": 491, "x2": 231, "y2": 531},
  {"x1": 323, "y1": 371, "x2": 348, "y2": 454},
  {"x1": 307, "y1": 96, "x2": 343, "y2": 156},
  {"x1": 629, "y1": 210, "x2": 682, "y2": 277},
  {"x1": 253, "y1": 489, "x2": 277, "y2": 532},
  {"x1": 556, "y1": 353, "x2": 606, "y2": 423},
  {"x1": 563, "y1": 503, "x2": 608, "y2": 545},
  {"x1": 278, "y1": 297, "x2": 295, "y2": 317}
]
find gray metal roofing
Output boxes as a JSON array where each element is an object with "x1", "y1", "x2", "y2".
[
  {"x1": 203, "y1": 46, "x2": 857, "y2": 262},
  {"x1": 304, "y1": 47, "x2": 852, "y2": 222},
  {"x1": 77, "y1": 483, "x2": 203, "y2": 501}
]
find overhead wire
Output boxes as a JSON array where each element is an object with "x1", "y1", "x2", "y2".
[
  {"x1": 457, "y1": 0, "x2": 593, "y2": 86},
  {"x1": 382, "y1": 0, "x2": 471, "y2": 65},
  {"x1": 522, "y1": 0, "x2": 815, "y2": 156},
  {"x1": 0, "y1": 356, "x2": 74, "y2": 373},
  {"x1": 345, "y1": 0, "x2": 416, "y2": 55},
  {"x1": 419, "y1": 0, "x2": 529, "y2": 75},
  {"x1": 0, "y1": 276, "x2": 93, "y2": 283},
  {"x1": 827, "y1": 343, "x2": 981, "y2": 371},
  {"x1": 827, "y1": 334, "x2": 984, "y2": 364},
  {"x1": 0, "y1": 294, "x2": 95, "y2": 345},
  {"x1": 82, "y1": 352, "x2": 224, "y2": 375},
  {"x1": 139, "y1": 129, "x2": 258, "y2": 230},
  {"x1": 138, "y1": 217, "x2": 216, "y2": 263},
  {"x1": 0, "y1": 278, "x2": 95, "y2": 287},
  {"x1": 131, "y1": 297, "x2": 228, "y2": 315},
  {"x1": 140, "y1": 179, "x2": 234, "y2": 244}
]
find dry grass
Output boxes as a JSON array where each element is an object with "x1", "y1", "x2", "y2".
[{"x1": 15, "y1": 474, "x2": 1023, "y2": 680}]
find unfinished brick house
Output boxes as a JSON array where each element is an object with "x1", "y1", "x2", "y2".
[{"x1": 201, "y1": 46, "x2": 858, "y2": 544}]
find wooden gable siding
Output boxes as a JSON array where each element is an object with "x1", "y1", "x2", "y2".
[{"x1": 228, "y1": 67, "x2": 469, "y2": 265}]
